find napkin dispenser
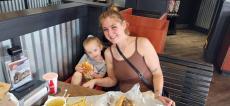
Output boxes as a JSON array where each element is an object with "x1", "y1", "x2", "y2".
[{"x1": 10, "y1": 80, "x2": 49, "y2": 106}]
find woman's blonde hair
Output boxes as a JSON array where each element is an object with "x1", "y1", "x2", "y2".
[
  {"x1": 99, "y1": 4, "x2": 130, "y2": 35},
  {"x1": 83, "y1": 36, "x2": 104, "y2": 49}
]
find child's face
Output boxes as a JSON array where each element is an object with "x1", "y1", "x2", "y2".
[{"x1": 84, "y1": 41, "x2": 102, "y2": 59}]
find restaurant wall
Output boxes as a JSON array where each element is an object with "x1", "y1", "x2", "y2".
[
  {"x1": 125, "y1": 0, "x2": 168, "y2": 14},
  {"x1": 195, "y1": 0, "x2": 219, "y2": 32},
  {"x1": 0, "y1": 19, "x2": 81, "y2": 82},
  {"x1": 177, "y1": 0, "x2": 219, "y2": 33},
  {"x1": 0, "y1": 0, "x2": 26, "y2": 13},
  {"x1": 0, "y1": 40, "x2": 12, "y2": 82},
  {"x1": 20, "y1": 19, "x2": 81, "y2": 81},
  {"x1": 0, "y1": 1, "x2": 107, "y2": 83},
  {"x1": 113, "y1": 0, "x2": 125, "y2": 7},
  {"x1": 176, "y1": 0, "x2": 201, "y2": 28},
  {"x1": 0, "y1": 0, "x2": 62, "y2": 13}
]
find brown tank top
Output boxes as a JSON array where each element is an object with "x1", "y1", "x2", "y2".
[{"x1": 110, "y1": 38, "x2": 153, "y2": 92}]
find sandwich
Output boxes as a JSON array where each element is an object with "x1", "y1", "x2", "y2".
[
  {"x1": 115, "y1": 96, "x2": 134, "y2": 106},
  {"x1": 80, "y1": 61, "x2": 94, "y2": 79}
]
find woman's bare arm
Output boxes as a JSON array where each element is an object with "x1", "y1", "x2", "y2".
[
  {"x1": 94, "y1": 48, "x2": 117, "y2": 87},
  {"x1": 138, "y1": 37, "x2": 164, "y2": 96}
]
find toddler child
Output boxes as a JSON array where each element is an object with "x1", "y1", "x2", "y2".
[{"x1": 71, "y1": 35, "x2": 106, "y2": 86}]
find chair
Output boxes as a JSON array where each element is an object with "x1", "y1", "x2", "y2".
[
  {"x1": 120, "y1": 8, "x2": 169, "y2": 54},
  {"x1": 159, "y1": 54, "x2": 213, "y2": 106}
]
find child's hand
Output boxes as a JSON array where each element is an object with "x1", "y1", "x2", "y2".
[
  {"x1": 75, "y1": 65, "x2": 84, "y2": 73},
  {"x1": 90, "y1": 71, "x2": 96, "y2": 78}
]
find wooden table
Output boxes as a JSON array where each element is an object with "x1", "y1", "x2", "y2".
[{"x1": 55, "y1": 81, "x2": 104, "y2": 97}]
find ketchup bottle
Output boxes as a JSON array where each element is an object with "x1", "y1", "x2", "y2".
[{"x1": 49, "y1": 80, "x2": 55, "y2": 94}]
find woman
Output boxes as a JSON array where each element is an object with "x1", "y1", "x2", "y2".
[{"x1": 83, "y1": 5, "x2": 175, "y2": 106}]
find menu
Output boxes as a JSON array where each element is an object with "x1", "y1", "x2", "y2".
[{"x1": 5, "y1": 57, "x2": 33, "y2": 90}]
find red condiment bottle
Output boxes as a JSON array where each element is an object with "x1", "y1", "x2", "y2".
[{"x1": 49, "y1": 80, "x2": 55, "y2": 94}]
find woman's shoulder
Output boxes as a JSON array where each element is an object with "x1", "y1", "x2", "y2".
[
  {"x1": 104, "y1": 45, "x2": 116, "y2": 53},
  {"x1": 136, "y1": 37, "x2": 154, "y2": 54},
  {"x1": 104, "y1": 46, "x2": 114, "y2": 58},
  {"x1": 137, "y1": 37, "x2": 151, "y2": 46},
  {"x1": 103, "y1": 46, "x2": 114, "y2": 63}
]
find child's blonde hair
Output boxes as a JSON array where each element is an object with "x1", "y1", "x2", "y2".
[
  {"x1": 83, "y1": 36, "x2": 104, "y2": 49},
  {"x1": 99, "y1": 4, "x2": 130, "y2": 35}
]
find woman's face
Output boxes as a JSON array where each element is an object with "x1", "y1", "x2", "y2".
[{"x1": 101, "y1": 17, "x2": 126, "y2": 44}]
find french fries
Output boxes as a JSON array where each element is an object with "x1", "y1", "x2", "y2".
[{"x1": 67, "y1": 97, "x2": 87, "y2": 106}]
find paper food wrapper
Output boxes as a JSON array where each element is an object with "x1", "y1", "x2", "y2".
[
  {"x1": 0, "y1": 82, "x2": 11, "y2": 100},
  {"x1": 48, "y1": 84, "x2": 163, "y2": 106},
  {"x1": 0, "y1": 92, "x2": 18, "y2": 106}
]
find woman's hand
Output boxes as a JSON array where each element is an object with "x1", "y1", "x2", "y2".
[
  {"x1": 75, "y1": 65, "x2": 84, "y2": 73},
  {"x1": 156, "y1": 96, "x2": 175, "y2": 106},
  {"x1": 82, "y1": 79, "x2": 96, "y2": 89}
]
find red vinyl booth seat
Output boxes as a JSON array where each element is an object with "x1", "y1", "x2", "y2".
[
  {"x1": 120, "y1": 8, "x2": 169, "y2": 54},
  {"x1": 221, "y1": 47, "x2": 230, "y2": 72}
]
